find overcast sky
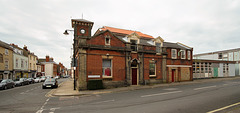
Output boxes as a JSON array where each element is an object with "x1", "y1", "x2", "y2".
[{"x1": 1, "y1": 0, "x2": 240, "y2": 68}]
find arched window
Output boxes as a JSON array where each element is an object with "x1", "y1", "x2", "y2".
[{"x1": 0, "y1": 54, "x2": 3, "y2": 63}]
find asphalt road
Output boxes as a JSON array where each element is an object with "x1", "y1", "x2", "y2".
[
  {"x1": 1, "y1": 78, "x2": 240, "y2": 113},
  {"x1": 44, "y1": 78, "x2": 240, "y2": 113},
  {"x1": 0, "y1": 78, "x2": 67, "y2": 113}
]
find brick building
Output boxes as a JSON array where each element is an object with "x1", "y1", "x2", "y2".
[{"x1": 71, "y1": 19, "x2": 193, "y2": 90}]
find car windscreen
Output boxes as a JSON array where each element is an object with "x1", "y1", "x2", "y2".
[
  {"x1": 45, "y1": 78, "x2": 55, "y2": 82},
  {"x1": 1, "y1": 80, "x2": 7, "y2": 83}
]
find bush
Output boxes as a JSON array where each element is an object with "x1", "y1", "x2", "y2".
[{"x1": 87, "y1": 79, "x2": 103, "y2": 90}]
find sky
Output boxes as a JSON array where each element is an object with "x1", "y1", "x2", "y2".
[{"x1": 0, "y1": 0, "x2": 240, "y2": 68}]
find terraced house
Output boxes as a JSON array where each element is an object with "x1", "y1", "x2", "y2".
[
  {"x1": 0, "y1": 40, "x2": 13, "y2": 80},
  {"x1": 71, "y1": 19, "x2": 193, "y2": 90}
]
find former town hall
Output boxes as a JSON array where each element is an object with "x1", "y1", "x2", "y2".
[{"x1": 71, "y1": 19, "x2": 193, "y2": 90}]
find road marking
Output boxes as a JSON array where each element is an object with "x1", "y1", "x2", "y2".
[
  {"x1": 36, "y1": 98, "x2": 50, "y2": 113},
  {"x1": 223, "y1": 84, "x2": 229, "y2": 86},
  {"x1": 193, "y1": 85, "x2": 217, "y2": 90},
  {"x1": 93, "y1": 99, "x2": 115, "y2": 104},
  {"x1": 141, "y1": 91, "x2": 182, "y2": 98},
  {"x1": 163, "y1": 88, "x2": 178, "y2": 91},
  {"x1": 207, "y1": 102, "x2": 240, "y2": 113}
]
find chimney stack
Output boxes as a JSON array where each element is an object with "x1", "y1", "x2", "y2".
[{"x1": 46, "y1": 55, "x2": 50, "y2": 62}]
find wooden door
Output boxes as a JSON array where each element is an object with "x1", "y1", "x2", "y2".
[
  {"x1": 172, "y1": 69, "x2": 175, "y2": 82},
  {"x1": 132, "y1": 68, "x2": 137, "y2": 85}
]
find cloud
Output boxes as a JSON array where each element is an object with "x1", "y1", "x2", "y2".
[{"x1": 1, "y1": 0, "x2": 240, "y2": 68}]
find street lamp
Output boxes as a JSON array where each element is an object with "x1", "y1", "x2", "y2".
[{"x1": 63, "y1": 29, "x2": 76, "y2": 90}]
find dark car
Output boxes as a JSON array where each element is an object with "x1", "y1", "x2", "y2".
[
  {"x1": 14, "y1": 78, "x2": 29, "y2": 86},
  {"x1": 0, "y1": 79, "x2": 15, "y2": 90},
  {"x1": 27, "y1": 78, "x2": 35, "y2": 84},
  {"x1": 42, "y1": 78, "x2": 58, "y2": 89}
]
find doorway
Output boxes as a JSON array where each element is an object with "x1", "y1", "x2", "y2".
[
  {"x1": 132, "y1": 68, "x2": 137, "y2": 85},
  {"x1": 172, "y1": 69, "x2": 175, "y2": 82}
]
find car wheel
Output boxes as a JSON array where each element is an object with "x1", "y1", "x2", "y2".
[{"x1": 42, "y1": 86, "x2": 45, "y2": 89}]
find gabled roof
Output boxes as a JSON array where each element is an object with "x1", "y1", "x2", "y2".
[{"x1": 99, "y1": 26, "x2": 154, "y2": 39}]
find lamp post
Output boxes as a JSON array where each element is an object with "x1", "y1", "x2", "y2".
[{"x1": 63, "y1": 29, "x2": 76, "y2": 90}]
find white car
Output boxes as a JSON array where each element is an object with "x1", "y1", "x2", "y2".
[
  {"x1": 40, "y1": 76, "x2": 47, "y2": 82},
  {"x1": 54, "y1": 76, "x2": 60, "y2": 79},
  {"x1": 34, "y1": 77, "x2": 41, "y2": 83}
]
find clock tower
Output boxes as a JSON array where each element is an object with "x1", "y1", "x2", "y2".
[
  {"x1": 71, "y1": 19, "x2": 94, "y2": 38},
  {"x1": 71, "y1": 19, "x2": 94, "y2": 90}
]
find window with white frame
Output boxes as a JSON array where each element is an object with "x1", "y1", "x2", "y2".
[
  {"x1": 181, "y1": 50, "x2": 186, "y2": 59},
  {"x1": 21, "y1": 59, "x2": 24, "y2": 68},
  {"x1": 16, "y1": 59, "x2": 18, "y2": 68},
  {"x1": 5, "y1": 60, "x2": 9, "y2": 69},
  {"x1": 105, "y1": 36, "x2": 110, "y2": 45},
  {"x1": 171, "y1": 49, "x2": 177, "y2": 59},
  {"x1": 130, "y1": 40, "x2": 138, "y2": 51},
  {"x1": 188, "y1": 51, "x2": 191, "y2": 60},
  {"x1": 5, "y1": 49, "x2": 9, "y2": 55},
  {"x1": 149, "y1": 62, "x2": 156, "y2": 77},
  {"x1": 156, "y1": 43, "x2": 161, "y2": 53},
  {"x1": 102, "y1": 59, "x2": 112, "y2": 77}
]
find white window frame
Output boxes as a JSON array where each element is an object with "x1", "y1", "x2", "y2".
[
  {"x1": 102, "y1": 59, "x2": 112, "y2": 78},
  {"x1": 171, "y1": 49, "x2": 177, "y2": 59},
  {"x1": 21, "y1": 59, "x2": 24, "y2": 68},
  {"x1": 181, "y1": 50, "x2": 186, "y2": 59},
  {"x1": 105, "y1": 36, "x2": 111, "y2": 45},
  {"x1": 5, "y1": 60, "x2": 9, "y2": 70},
  {"x1": 187, "y1": 51, "x2": 191, "y2": 60},
  {"x1": 5, "y1": 49, "x2": 9, "y2": 55},
  {"x1": 130, "y1": 39, "x2": 138, "y2": 52},
  {"x1": 16, "y1": 59, "x2": 18, "y2": 68},
  {"x1": 149, "y1": 62, "x2": 156, "y2": 77}
]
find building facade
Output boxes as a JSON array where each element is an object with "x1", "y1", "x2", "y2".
[
  {"x1": 0, "y1": 40, "x2": 13, "y2": 80},
  {"x1": 194, "y1": 48, "x2": 240, "y2": 76},
  {"x1": 11, "y1": 44, "x2": 28, "y2": 79},
  {"x1": 193, "y1": 59, "x2": 235, "y2": 79},
  {"x1": 70, "y1": 19, "x2": 193, "y2": 90},
  {"x1": 38, "y1": 55, "x2": 57, "y2": 77}
]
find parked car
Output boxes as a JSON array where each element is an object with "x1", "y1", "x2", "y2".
[
  {"x1": 40, "y1": 76, "x2": 47, "y2": 82},
  {"x1": 14, "y1": 78, "x2": 29, "y2": 86},
  {"x1": 27, "y1": 78, "x2": 35, "y2": 84},
  {"x1": 54, "y1": 76, "x2": 60, "y2": 79},
  {"x1": 0, "y1": 79, "x2": 15, "y2": 90},
  {"x1": 42, "y1": 78, "x2": 58, "y2": 89},
  {"x1": 34, "y1": 77, "x2": 41, "y2": 83}
]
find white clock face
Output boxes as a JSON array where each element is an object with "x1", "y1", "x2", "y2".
[{"x1": 80, "y1": 29, "x2": 85, "y2": 34}]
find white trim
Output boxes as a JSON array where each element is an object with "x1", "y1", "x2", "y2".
[
  {"x1": 171, "y1": 49, "x2": 177, "y2": 59},
  {"x1": 181, "y1": 50, "x2": 186, "y2": 59},
  {"x1": 167, "y1": 65, "x2": 192, "y2": 67},
  {"x1": 88, "y1": 75, "x2": 101, "y2": 78}
]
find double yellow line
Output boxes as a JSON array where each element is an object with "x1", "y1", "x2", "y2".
[{"x1": 207, "y1": 102, "x2": 240, "y2": 113}]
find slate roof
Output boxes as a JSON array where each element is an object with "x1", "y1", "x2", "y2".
[
  {"x1": 0, "y1": 40, "x2": 13, "y2": 50},
  {"x1": 163, "y1": 42, "x2": 191, "y2": 50}
]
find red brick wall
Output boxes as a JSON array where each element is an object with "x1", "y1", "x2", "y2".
[
  {"x1": 166, "y1": 48, "x2": 192, "y2": 65},
  {"x1": 143, "y1": 54, "x2": 162, "y2": 80},
  {"x1": 86, "y1": 49, "x2": 125, "y2": 81},
  {"x1": 143, "y1": 46, "x2": 155, "y2": 51},
  {"x1": 87, "y1": 31, "x2": 125, "y2": 47}
]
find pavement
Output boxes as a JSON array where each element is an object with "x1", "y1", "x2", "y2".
[{"x1": 52, "y1": 76, "x2": 240, "y2": 97}]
